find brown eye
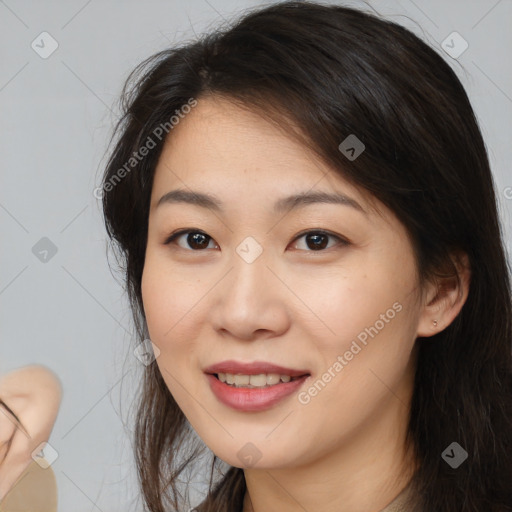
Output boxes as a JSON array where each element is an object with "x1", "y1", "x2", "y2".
[
  {"x1": 164, "y1": 229, "x2": 217, "y2": 250},
  {"x1": 164, "y1": 228, "x2": 349, "y2": 253},
  {"x1": 292, "y1": 230, "x2": 348, "y2": 252}
]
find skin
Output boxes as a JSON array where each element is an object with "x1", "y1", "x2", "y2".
[
  {"x1": 0, "y1": 365, "x2": 62, "y2": 501},
  {"x1": 141, "y1": 95, "x2": 470, "y2": 512}
]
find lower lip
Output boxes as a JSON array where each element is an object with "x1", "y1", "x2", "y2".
[{"x1": 206, "y1": 374, "x2": 309, "y2": 412}]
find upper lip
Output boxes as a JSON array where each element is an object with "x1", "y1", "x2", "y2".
[{"x1": 203, "y1": 360, "x2": 310, "y2": 377}]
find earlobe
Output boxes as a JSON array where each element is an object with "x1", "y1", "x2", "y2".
[{"x1": 416, "y1": 252, "x2": 471, "y2": 338}]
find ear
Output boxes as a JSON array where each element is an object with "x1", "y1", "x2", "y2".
[{"x1": 416, "y1": 251, "x2": 471, "y2": 338}]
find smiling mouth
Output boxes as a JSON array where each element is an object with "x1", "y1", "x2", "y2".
[{"x1": 213, "y1": 372, "x2": 309, "y2": 388}]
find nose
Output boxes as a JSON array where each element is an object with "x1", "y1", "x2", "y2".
[{"x1": 210, "y1": 247, "x2": 291, "y2": 341}]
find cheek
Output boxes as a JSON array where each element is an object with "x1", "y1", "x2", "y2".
[
  {"x1": 304, "y1": 270, "x2": 409, "y2": 344},
  {"x1": 141, "y1": 256, "x2": 193, "y2": 339},
  {"x1": 302, "y1": 251, "x2": 419, "y2": 383},
  {"x1": 141, "y1": 263, "x2": 199, "y2": 400},
  {"x1": 141, "y1": 257, "x2": 205, "y2": 379}
]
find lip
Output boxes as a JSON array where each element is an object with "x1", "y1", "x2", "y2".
[
  {"x1": 203, "y1": 360, "x2": 310, "y2": 377},
  {"x1": 203, "y1": 360, "x2": 311, "y2": 412},
  {"x1": 206, "y1": 374, "x2": 310, "y2": 412}
]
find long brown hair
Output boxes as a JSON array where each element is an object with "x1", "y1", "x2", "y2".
[{"x1": 100, "y1": 2, "x2": 512, "y2": 510}]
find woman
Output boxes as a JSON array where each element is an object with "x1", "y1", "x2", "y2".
[
  {"x1": 100, "y1": 1, "x2": 512, "y2": 511},
  {"x1": 0, "y1": 365, "x2": 61, "y2": 511}
]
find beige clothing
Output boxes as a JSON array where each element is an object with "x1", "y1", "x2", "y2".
[
  {"x1": 238, "y1": 480, "x2": 417, "y2": 511},
  {"x1": 0, "y1": 458, "x2": 57, "y2": 512},
  {"x1": 379, "y1": 481, "x2": 416, "y2": 512}
]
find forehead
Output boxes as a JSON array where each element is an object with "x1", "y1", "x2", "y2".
[{"x1": 151, "y1": 95, "x2": 381, "y2": 218}]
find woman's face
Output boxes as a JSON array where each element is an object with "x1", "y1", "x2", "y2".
[{"x1": 141, "y1": 95, "x2": 427, "y2": 470}]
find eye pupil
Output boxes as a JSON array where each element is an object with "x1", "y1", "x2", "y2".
[
  {"x1": 188, "y1": 232, "x2": 210, "y2": 249},
  {"x1": 306, "y1": 233, "x2": 328, "y2": 250}
]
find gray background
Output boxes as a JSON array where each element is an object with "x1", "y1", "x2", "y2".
[{"x1": 1, "y1": 0, "x2": 511, "y2": 510}]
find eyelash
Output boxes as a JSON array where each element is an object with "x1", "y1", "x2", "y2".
[{"x1": 163, "y1": 228, "x2": 349, "y2": 253}]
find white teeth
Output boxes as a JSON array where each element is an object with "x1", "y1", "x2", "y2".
[
  {"x1": 265, "y1": 373, "x2": 280, "y2": 386},
  {"x1": 217, "y1": 372, "x2": 298, "y2": 387},
  {"x1": 249, "y1": 374, "x2": 267, "y2": 386},
  {"x1": 233, "y1": 374, "x2": 250, "y2": 386}
]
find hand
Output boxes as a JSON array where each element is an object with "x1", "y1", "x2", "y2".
[
  {"x1": 0, "y1": 400, "x2": 19, "y2": 464},
  {"x1": 0, "y1": 365, "x2": 62, "y2": 501}
]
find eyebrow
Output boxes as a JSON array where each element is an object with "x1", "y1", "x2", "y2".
[{"x1": 156, "y1": 189, "x2": 367, "y2": 216}]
